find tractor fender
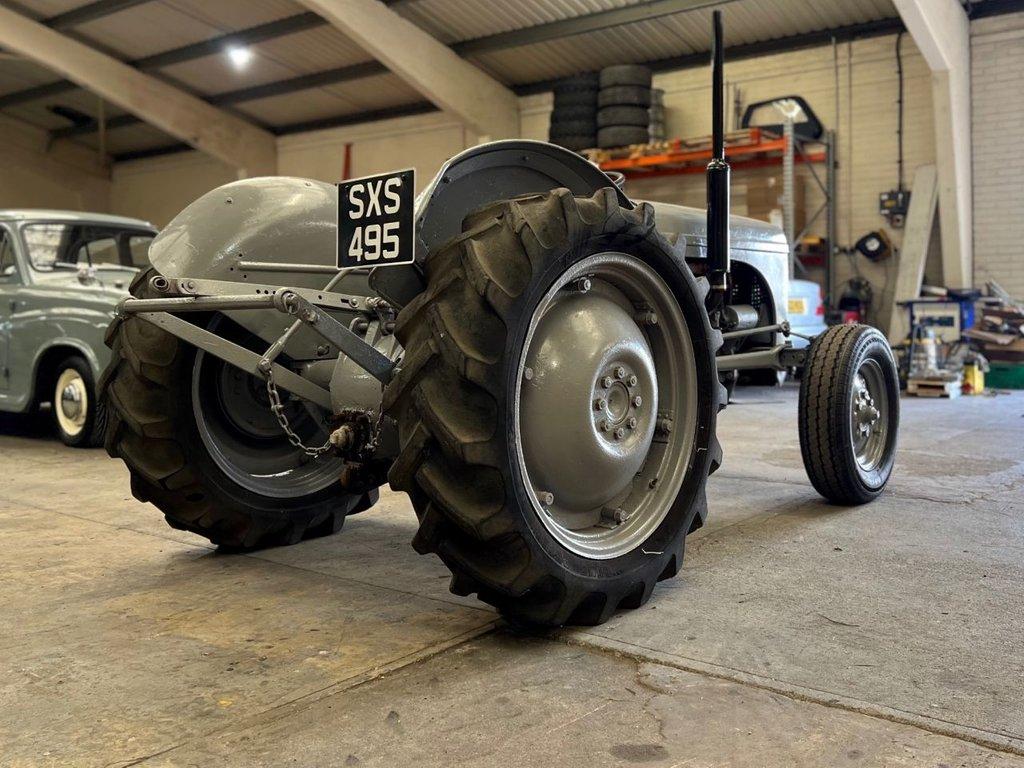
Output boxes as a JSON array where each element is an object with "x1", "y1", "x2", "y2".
[
  {"x1": 373, "y1": 140, "x2": 631, "y2": 307},
  {"x1": 147, "y1": 175, "x2": 361, "y2": 293}
]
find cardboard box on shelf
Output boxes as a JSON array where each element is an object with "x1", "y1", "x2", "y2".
[{"x1": 733, "y1": 173, "x2": 805, "y2": 235}]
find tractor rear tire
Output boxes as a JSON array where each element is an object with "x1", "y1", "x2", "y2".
[
  {"x1": 101, "y1": 268, "x2": 375, "y2": 549},
  {"x1": 799, "y1": 324, "x2": 899, "y2": 504},
  {"x1": 383, "y1": 188, "x2": 723, "y2": 627}
]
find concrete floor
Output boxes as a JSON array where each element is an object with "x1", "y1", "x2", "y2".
[{"x1": 1, "y1": 385, "x2": 1022, "y2": 767}]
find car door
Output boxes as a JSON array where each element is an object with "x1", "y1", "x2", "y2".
[{"x1": 0, "y1": 224, "x2": 19, "y2": 393}]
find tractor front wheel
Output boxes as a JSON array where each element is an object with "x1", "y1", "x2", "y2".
[{"x1": 799, "y1": 324, "x2": 900, "y2": 504}]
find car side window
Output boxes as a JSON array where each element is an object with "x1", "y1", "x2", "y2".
[
  {"x1": 127, "y1": 234, "x2": 153, "y2": 267},
  {"x1": 23, "y1": 223, "x2": 72, "y2": 271},
  {"x1": 75, "y1": 237, "x2": 119, "y2": 266},
  {"x1": 0, "y1": 228, "x2": 18, "y2": 281},
  {"x1": 24, "y1": 223, "x2": 129, "y2": 270}
]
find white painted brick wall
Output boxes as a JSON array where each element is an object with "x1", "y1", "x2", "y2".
[{"x1": 972, "y1": 12, "x2": 1024, "y2": 298}]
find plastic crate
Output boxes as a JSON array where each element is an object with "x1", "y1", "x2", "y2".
[{"x1": 986, "y1": 362, "x2": 1024, "y2": 390}]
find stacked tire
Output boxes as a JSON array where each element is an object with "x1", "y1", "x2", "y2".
[
  {"x1": 548, "y1": 72, "x2": 599, "y2": 152},
  {"x1": 597, "y1": 65, "x2": 652, "y2": 149},
  {"x1": 649, "y1": 88, "x2": 666, "y2": 142}
]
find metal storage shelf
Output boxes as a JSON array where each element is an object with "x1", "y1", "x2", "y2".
[{"x1": 586, "y1": 127, "x2": 837, "y2": 287}]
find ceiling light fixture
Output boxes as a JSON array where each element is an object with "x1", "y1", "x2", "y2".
[{"x1": 226, "y1": 45, "x2": 253, "y2": 70}]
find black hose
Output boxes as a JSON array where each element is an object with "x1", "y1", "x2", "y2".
[{"x1": 895, "y1": 31, "x2": 905, "y2": 192}]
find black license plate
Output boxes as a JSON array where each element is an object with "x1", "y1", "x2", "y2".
[{"x1": 337, "y1": 169, "x2": 415, "y2": 269}]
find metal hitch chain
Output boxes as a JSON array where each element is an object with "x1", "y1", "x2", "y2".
[{"x1": 264, "y1": 367, "x2": 334, "y2": 458}]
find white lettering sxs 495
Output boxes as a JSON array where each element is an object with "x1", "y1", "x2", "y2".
[{"x1": 337, "y1": 169, "x2": 415, "y2": 269}]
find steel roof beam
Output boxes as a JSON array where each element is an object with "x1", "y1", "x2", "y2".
[
  {"x1": 293, "y1": 0, "x2": 519, "y2": 138},
  {"x1": 46, "y1": 0, "x2": 152, "y2": 30},
  {"x1": 454, "y1": 0, "x2": 735, "y2": 55},
  {"x1": 0, "y1": 11, "x2": 328, "y2": 109},
  {"x1": 0, "y1": 5, "x2": 276, "y2": 174},
  {"x1": 110, "y1": 15, "x2": 915, "y2": 161}
]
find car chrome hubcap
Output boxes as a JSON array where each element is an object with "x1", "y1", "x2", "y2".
[
  {"x1": 514, "y1": 252, "x2": 697, "y2": 560},
  {"x1": 55, "y1": 369, "x2": 87, "y2": 436},
  {"x1": 851, "y1": 359, "x2": 889, "y2": 471}
]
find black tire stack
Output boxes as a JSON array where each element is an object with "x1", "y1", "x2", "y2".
[
  {"x1": 548, "y1": 72, "x2": 599, "y2": 152},
  {"x1": 649, "y1": 88, "x2": 666, "y2": 142},
  {"x1": 597, "y1": 65, "x2": 653, "y2": 149}
]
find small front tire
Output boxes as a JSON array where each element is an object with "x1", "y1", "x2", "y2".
[{"x1": 799, "y1": 325, "x2": 899, "y2": 504}]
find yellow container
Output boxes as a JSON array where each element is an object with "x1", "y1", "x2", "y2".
[{"x1": 963, "y1": 363, "x2": 985, "y2": 395}]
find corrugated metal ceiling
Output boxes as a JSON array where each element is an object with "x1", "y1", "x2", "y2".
[{"x1": 0, "y1": 0, "x2": 902, "y2": 157}]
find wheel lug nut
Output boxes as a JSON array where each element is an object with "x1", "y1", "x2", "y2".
[
  {"x1": 601, "y1": 376, "x2": 612, "y2": 388},
  {"x1": 575, "y1": 277, "x2": 592, "y2": 293},
  {"x1": 628, "y1": 374, "x2": 638, "y2": 387},
  {"x1": 615, "y1": 427, "x2": 626, "y2": 439},
  {"x1": 524, "y1": 366, "x2": 534, "y2": 381},
  {"x1": 593, "y1": 398, "x2": 606, "y2": 411},
  {"x1": 632, "y1": 395, "x2": 642, "y2": 407},
  {"x1": 600, "y1": 420, "x2": 610, "y2": 432},
  {"x1": 656, "y1": 418, "x2": 673, "y2": 435},
  {"x1": 615, "y1": 366, "x2": 626, "y2": 379},
  {"x1": 538, "y1": 491, "x2": 555, "y2": 506},
  {"x1": 635, "y1": 311, "x2": 658, "y2": 326},
  {"x1": 627, "y1": 417, "x2": 637, "y2": 429}
]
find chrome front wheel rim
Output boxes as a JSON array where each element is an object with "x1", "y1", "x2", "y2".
[{"x1": 850, "y1": 358, "x2": 889, "y2": 472}]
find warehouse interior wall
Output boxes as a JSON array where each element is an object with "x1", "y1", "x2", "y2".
[
  {"x1": 971, "y1": 11, "x2": 1024, "y2": 298},
  {"x1": 105, "y1": 31, "x2": 937, "y2": 333},
  {"x1": 109, "y1": 112, "x2": 477, "y2": 228},
  {"x1": 549, "y1": 32, "x2": 937, "y2": 332},
  {"x1": 100, "y1": 21, "x2": 1016, "y2": 323},
  {"x1": 0, "y1": 115, "x2": 110, "y2": 212}
]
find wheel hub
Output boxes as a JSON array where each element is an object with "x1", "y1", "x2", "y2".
[
  {"x1": 513, "y1": 252, "x2": 699, "y2": 561},
  {"x1": 593, "y1": 363, "x2": 646, "y2": 442},
  {"x1": 520, "y1": 290, "x2": 657, "y2": 514},
  {"x1": 54, "y1": 368, "x2": 88, "y2": 436},
  {"x1": 60, "y1": 383, "x2": 83, "y2": 421},
  {"x1": 850, "y1": 362, "x2": 890, "y2": 471}
]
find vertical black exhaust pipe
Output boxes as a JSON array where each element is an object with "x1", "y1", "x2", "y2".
[{"x1": 706, "y1": 10, "x2": 730, "y2": 316}]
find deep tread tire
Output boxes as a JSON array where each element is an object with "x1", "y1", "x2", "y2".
[
  {"x1": 101, "y1": 268, "x2": 375, "y2": 549},
  {"x1": 549, "y1": 119, "x2": 598, "y2": 137},
  {"x1": 600, "y1": 65, "x2": 653, "y2": 89},
  {"x1": 598, "y1": 126, "x2": 650, "y2": 149},
  {"x1": 553, "y1": 73, "x2": 600, "y2": 94},
  {"x1": 383, "y1": 188, "x2": 722, "y2": 627},
  {"x1": 598, "y1": 106, "x2": 651, "y2": 128},
  {"x1": 598, "y1": 86, "x2": 652, "y2": 108},
  {"x1": 553, "y1": 90, "x2": 598, "y2": 109},
  {"x1": 50, "y1": 355, "x2": 104, "y2": 447},
  {"x1": 550, "y1": 105, "x2": 597, "y2": 122},
  {"x1": 799, "y1": 324, "x2": 899, "y2": 505}
]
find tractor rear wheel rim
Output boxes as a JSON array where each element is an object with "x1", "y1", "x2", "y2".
[
  {"x1": 850, "y1": 358, "x2": 889, "y2": 472},
  {"x1": 191, "y1": 317, "x2": 342, "y2": 499},
  {"x1": 514, "y1": 252, "x2": 697, "y2": 560}
]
